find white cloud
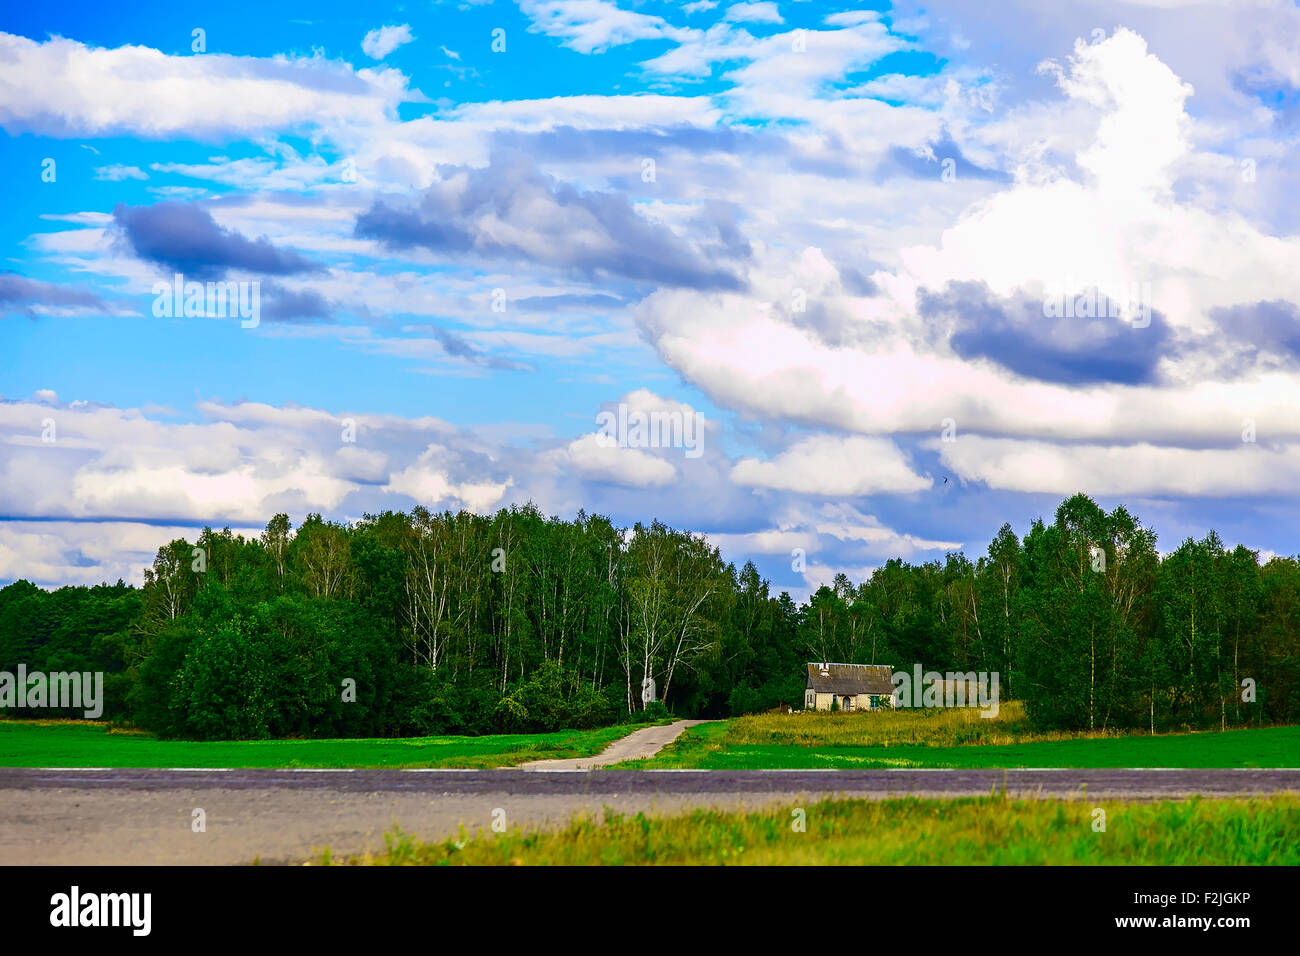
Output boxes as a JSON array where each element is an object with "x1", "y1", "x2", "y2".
[
  {"x1": 519, "y1": 0, "x2": 692, "y2": 54},
  {"x1": 725, "y1": 3, "x2": 783, "y2": 25},
  {"x1": 706, "y1": 501, "x2": 960, "y2": 602},
  {"x1": 731, "y1": 434, "x2": 931, "y2": 495},
  {"x1": 933, "y1": 436, "x2": 1300, "y2": 497},
  {"x1": 824, "y1": 11, "x2": 882, "y2": 27},
  {"x1": 0, "y1": 32, "x2": 419, "y2": 139},
  {"x1": 809, "y1": 502, "x2": 960, "y2": 556},
  {"x1": 0, "y1": 520, "x2": 260, "y2": 589},
  {"x1": 0, "y1": 394, "x2": 504, "y2": 525},
  {"x1": 362, "y1": 24, "x2": 415, "y2": 60},
  {"x1": 93, "y1": 164, "x2": 147, "y2": 181},
  {"x1": 630, "y1": 26, "x2": 1300, "y2": 500},
  {"x1": 558, "y1": 433, "x2": 679, "y2": 488},
  {"x1": 385, "y1": 445, "x2": 513, "y2": 512}
]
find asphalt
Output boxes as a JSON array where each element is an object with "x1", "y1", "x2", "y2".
[
  {"x1": 1, "y1": 767, "x2": 1296, "y2": 865},
  {"x1": 5, "y1": 766, "x2": 1300, "y2": 795}
]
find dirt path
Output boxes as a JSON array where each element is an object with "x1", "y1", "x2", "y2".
[{"x1": 519, "y1": 719, "x2": 709, "y2": 770}]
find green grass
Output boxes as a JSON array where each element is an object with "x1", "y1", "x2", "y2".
[
  {"x1": 621, "y1": 707, "x2": 1300, "y2": 769},
  {"x1": 0, "y1": 719, "x2": 652, "y2": 769},
  {"x1": 325, "y1": 794, "x2": 1300, "y2": 865}
]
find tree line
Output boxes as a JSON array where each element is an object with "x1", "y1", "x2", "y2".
[{"x1": 1, "y1": 494, "x2": 1297, "y2": 738}]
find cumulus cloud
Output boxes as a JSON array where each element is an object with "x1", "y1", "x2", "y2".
[
  {"x1": 362, "y1": 24, "x2": 415, "y2": 60},
  {"x1": 385, "y1": 444, "x2": 512, "y2": 512},
  {"x1": 0, "y1": 520, "x2": 261, "y2": 589},
  {"x1": 0, "y1": 395, "x2": 486, "y2": 526},
  {"x1": 549, "y1": 388, "x2": 717, "y2": 489},
  {"x1": 899, "y1": 30, "x2": 1300, "y2": 329},
  {"x1": 633, "y1": 27, "x2": 1300, "y2": 480},
  {"x1": 933, "y1": 436, "x2": 1300, "y2": 497},
  {"x1": 558, "y1": 434, "x2": 679, "y2": 488},
  {"x1": 731, "y1": 434, "x2": 931, "y2": 495}
]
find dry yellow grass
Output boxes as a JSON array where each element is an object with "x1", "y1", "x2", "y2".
[
  {"x1": 725, "y1": 701, "x2": 1139, "y2": 749},
  {"x1": 0, "y1": 716, "x2": 148, "y2": 734}
]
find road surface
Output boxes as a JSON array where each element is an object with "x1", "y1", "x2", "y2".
[{"x1": 1, "y1": 767, "x2": 1296, "y2": 865}]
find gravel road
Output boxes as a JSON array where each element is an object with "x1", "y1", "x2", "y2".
[{"x1": 1, "y1": 767, "x2": 1296, "y2": 865}]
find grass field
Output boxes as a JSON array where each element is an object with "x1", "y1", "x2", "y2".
[
  {"x1": 0, "y1": 719, "x2": 652, "y2": 769},
  {"x1": 324, "y1": 794, "x2": 1300, "y2": 865},
  {"x1": 619, "y1": 704, "x2": 1300, "y2": 769},
  {"x1": 6, "y1": 706, "x2": 1296, "y2": 769}
]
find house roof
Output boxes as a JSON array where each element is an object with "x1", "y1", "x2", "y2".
[{"x1": 806, "y1": 662, "x2": 895, "y2": 696}]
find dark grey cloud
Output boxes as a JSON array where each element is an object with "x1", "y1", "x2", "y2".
[
  {"x1": 260, "y1": 284, "x2": 334, "y2": 323},
  {"x1": 112, "y1": 201, "x2": 322, "y2": 280},
  {"x1": 919, "y1": 280, "x2": 1171, "y2": 385},
  {"x1": 1208, "y1": 300, "x2": 1300, "y2": 370},
  {"x1": 354, "y1": 152, "x2": 747, "y2": 291},
  {"x1": 0, "y1": 272, "x2": 106, "y2": 317},
  {"x1": 427, "y1": 325, "x2": 528, "y2": 371},
  {"x1": 694, "y1": 200, "x2": 753, "y2": 261}
]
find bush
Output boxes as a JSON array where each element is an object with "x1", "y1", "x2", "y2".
[
  {"x1": 495, "y1": 661, "x2": 618, "y2": 732},
  {"x1": 637, "y1": 700, "x2": 672, "y2": 723}
]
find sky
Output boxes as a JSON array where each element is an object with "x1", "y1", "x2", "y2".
[{"x1": 2, "y1": 0, "x2": 1299, "y2": 597}]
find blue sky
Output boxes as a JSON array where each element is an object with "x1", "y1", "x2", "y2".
[{"x1": 2, "y1": 0, "x2": 1300, "y2": 593}]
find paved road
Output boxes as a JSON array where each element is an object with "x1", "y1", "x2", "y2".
[
  {"x1": 1, "y1": 767, "x2": 1295, "y2": 865},
  {"x1": 519, "y1": 718, "x2": 710, "y2": 769}
]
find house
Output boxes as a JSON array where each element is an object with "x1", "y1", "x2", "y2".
[{"x1": 804, "y1": 662, "x2": 896, "y2": 712}]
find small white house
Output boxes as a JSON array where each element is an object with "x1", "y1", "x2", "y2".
[{"x1": 804, "y1": 662, "x2": 897, "y2": 712}]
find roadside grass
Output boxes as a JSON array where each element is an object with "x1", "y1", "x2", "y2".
[
  {"x1": 619, "y1": 704, "x2": 1300, "y2": 769},
  {"x1": 324, "y1": 794, "x2": 1300, "y2": 865},
  {"x1": 0, "y1": 719, "x2": 656, "y2": 769}
]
